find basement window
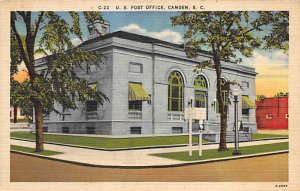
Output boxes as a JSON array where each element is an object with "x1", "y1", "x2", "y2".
[
  {"x1": 172, "y1": 127, "x2": 183, "y2": 134},
  {"x1": 43, "y1": 126, "x2": 48, "y2": 133},
  {"x1": 86, "y1": 127, "x2": 95, "y2": 134},
  {"x1": 62, "y1": 127, "x2": 70, "y2": 133},
  {"x1": 130, "y1": 127, "x2": 141, "y2": 134}
]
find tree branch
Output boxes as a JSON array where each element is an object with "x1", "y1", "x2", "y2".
[
  {"x1": 24, "y1": 11, "x2": 35, "y2": 71},
  {"x1": 224, "y1": 13, "x2": 239, "y2": 33},
  {"x1": 33, "y1": 11, "x2": 45, "y2": 40},
  {"x1": 16, "y1": 11, "x2": 26, "y2": 20},
  {"x1": 11, "y1": 14, "x2": 29, "y2": 65}
]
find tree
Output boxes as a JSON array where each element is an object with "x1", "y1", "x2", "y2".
[
  {"x1": 171, "y1": 11, "x2": 289, "y2": 151},
  {"x1": 263, "y1": 12, "x2": 289, "y2": 51},
  {"x1": 256, "y1": 95, "x2": 266, "y2": 102},
  {"x1": 274, "y1": 92, "x2": 289, "y2": 97},
  {"x1": 11, "y1": 12, "x2": 108, "y2": 152},
  {"x1": 10, "y1": 29, "x2": 24, "y2": 123}
]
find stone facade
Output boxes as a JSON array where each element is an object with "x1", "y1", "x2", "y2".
[{"x1": 33, "y1": 31, "x2": 257, "y2": 136}]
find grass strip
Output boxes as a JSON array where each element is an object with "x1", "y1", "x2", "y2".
[
  {"x1": 151, "y1": 142, "x2": 288, "y2": 161},
  {"x1": 11, "y1": 145, "x2": 63, "y2": 156},
  {"x1": 252, "y1": 133, "x2": 288, "y2": 139},
  {"x1": 11, "y1": 132, "x2": 288, "y2": 149},
  {"x1": 11, "y1": 132, "x2": 205, "y2": 149}
]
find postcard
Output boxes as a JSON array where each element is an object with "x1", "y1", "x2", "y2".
[{"x1": 0, "y1": 0, "x2": 300, "y2": 191}]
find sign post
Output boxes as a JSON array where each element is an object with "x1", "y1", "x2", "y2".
[
  {"x1": 189, "y1": 114, "x2": 193, "y2": 156},
  {"x1": 185, "y1": 106, "x2": 206, "y2": 157}
]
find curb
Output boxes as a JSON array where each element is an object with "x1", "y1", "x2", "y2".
[
  {"x1": 251, "y1": 137, "x2": 289, "y2": 141},
  {"x1": 10, "y1": 137, "x2": 289, "y2": 151},
  {"x1": 10, "y1": 150, "x2": 289, "y2": 169}
]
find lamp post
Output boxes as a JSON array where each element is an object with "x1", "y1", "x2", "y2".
[
  {"x1": 198, "y1": 120, "x2": 204, "y2": 156},
  {"x1": 232, "y1": 89, "x2": 241, "y2": 155},
  {"x1": 188, "y1": 96, "x2": 194, "y2": 156}
]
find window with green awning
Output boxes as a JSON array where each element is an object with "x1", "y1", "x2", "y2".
[
  {"x1": 242, "y1": 95, "x2": 256, "y2": 109},
  {"x1": 89, "y1": 83, "x2": 97, "y2": 91},
  {"x1": 128, "y1": 83, "x2": 150, "y2": 101}
]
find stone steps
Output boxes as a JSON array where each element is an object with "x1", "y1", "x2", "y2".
[{"x1": 226, "y1": 131, "x2": 250, "y2": 142}]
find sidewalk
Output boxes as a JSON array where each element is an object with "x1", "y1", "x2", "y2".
[
  {"x1": 257, "y1": 129, "x2": 288, "y2": 136},
  {"x1": 11, "y1": 138, "x2": 288, "y2": 167}
]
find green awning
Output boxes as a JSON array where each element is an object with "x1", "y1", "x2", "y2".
[
  {"x1": 242, "y1": 96, "x2": 256, "y2": 109},
  {"x1": 129, "y1": 83, "x2": 150, "y2": 101},
  {"x1": 89, "y1": 83, "x2": 97, "y2": 91}
]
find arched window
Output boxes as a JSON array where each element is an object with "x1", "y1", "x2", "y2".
[
  {"x1": 221, "y1": 78, "x2": 228, "y2": 105},
  {"x1": 194, "y1": 75, "x2": 208, "y2": 108},
  {"x1": 215, "y1": 78, "x2": 228, "y2": 113},
  {"x1": 168, "y1": 71, "x2": 184, "y2": 111},
  {"x1": 194, "y1": 75, "x2": 208, "y2": 89}
]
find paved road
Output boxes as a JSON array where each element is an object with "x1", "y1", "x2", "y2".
[
  {"x1": 11, "y1": 139, "x2": 288, "y2": 167},
  {"x1": 10, "y1": 152, "x2": 288, "y2": 182}
]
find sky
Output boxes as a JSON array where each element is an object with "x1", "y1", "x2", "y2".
[{"x1": 14, "y1": 11, "x2": 288, "y2": 97}]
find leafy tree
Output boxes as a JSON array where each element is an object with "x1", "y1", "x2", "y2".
[
  {"x1": 10, "y1": 30, "x2": 21, "y2": 77},
  {"x1": 256, "y1": 95, "x2": 266, "y2": 102},
  {"x1": 171, "y1": 11, "x2": 289, "y2": 151},
  {"x1": 10, "y1": 31, "x2": 22, "y2": 123},
  {"x1": 263, "y1": 12, "x2": 289, "y2": 51},
  {"x1": 11, "y1": 11, "x2": 108, "y2": 152},
  {"x1": 274, "y1": 92, "x2": 289, "y2": 97}
]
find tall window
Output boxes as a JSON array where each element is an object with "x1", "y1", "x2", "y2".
[
  {"x1": 86, "y1": 83, "x2": 97, "y2": 112},
  {"x1": 128, "y1": 82, "x2": 150, "y2": 112},
  {"x1": 221, "y1": 78, "x2": 228, "y2": 106},
  {"x1": 241, "y1": 95, "x2": 256, "y2": 121},
  {"x1": 194, "y1": 75, "x2": 208, "y2": 108},
  {"x1": 86, "y1": 61, "x2": 96, "y2": 74},
  {"x1": 43, "y1": 109, "x2": 50, "y2": 120},
  {"x1": 129, "y1": 100, "x2": 142, "y2": 111},
  {"x1": 215, "y1": 78, "x2": 228, "y2": 113},
  {"x1": 168, "y1": 71, "x2": 184, "y2": 111}
]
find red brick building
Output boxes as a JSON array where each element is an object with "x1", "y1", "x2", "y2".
[{"x1": 256, "y1": 97, "x2": 288, "y2": 130}]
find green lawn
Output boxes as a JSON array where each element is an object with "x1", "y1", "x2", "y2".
[
  {"x1": 252, "y1": 133, "x2": 288, "y2": 139},
  {"x1": 151, "y1": 142, "x2": 288, "y2": 161},
  {"x1": 11, "y1": 132, "x2": 206, "y2": 149},
  {"x1": 11, "y1": 145, "x2": 63, "y2": 156},
  {"x1": 11, "y1": 132, "x2": 288, "y2": 149}
]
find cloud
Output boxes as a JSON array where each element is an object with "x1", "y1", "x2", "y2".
[
  {"x1": 119, "y1": 24, "x2": 183, "y2": 44},
  {"x1": 253, "y1": 51, "x2": 288, "y2": 75},
  {"x1": 242, "y1": 50, "x2": 289, "y2": 97},
  {"x1": 244, "y1": 50, "x2": 288, "y2": 67}
]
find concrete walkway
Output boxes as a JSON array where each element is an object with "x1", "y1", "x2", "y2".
[
  {"x1": 257, "y1": 129, "x2": 289, "y2": 135},
  {"x1": 11, "y1": 139, "x2": 288, "y2": 167}
]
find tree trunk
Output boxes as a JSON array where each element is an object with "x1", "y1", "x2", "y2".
[
  {"x1": 214, "y1": 55, "x2": 228, "y2": 151},
  {"x1": 219, "y1": 108, "x2": 228, "y2": 151},
  {"x1": 34, "y1": 102, "x2": 44, "y2": 152},
  {"x1": 13, "y1": 105, "x2": 18, "y2": 123}
]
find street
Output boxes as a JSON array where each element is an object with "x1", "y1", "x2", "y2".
[{"x1": 11, "y1": 153, "x2": 288, "y2": 182}]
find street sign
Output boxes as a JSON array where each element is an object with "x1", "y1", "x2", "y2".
[
  {"x1": 185, "y1": 107, "x2": 206, "y2": 157},
  {"x1": 185, "y1": 108, "x2": 206, "y2": 120}
]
